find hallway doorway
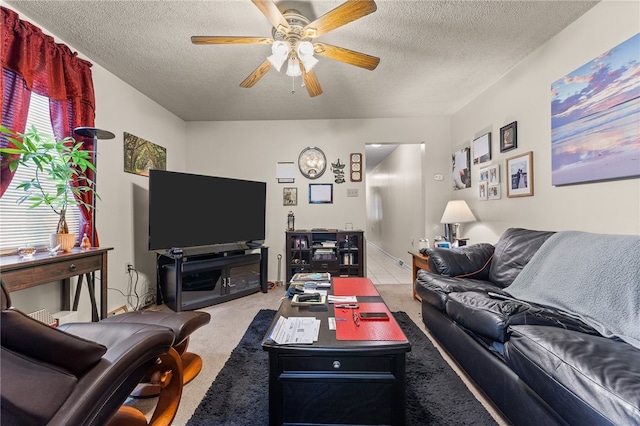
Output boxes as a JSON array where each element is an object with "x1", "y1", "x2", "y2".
[{"x1": 365, "y1": 142, "x2": 425, "y2": 271}]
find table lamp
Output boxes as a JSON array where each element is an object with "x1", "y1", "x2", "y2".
[{"x1": 440, "y1": 200, "x2": 476, "y2": 244}]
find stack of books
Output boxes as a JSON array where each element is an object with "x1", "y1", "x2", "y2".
[
  {"x1": 290, "y1": 272, "x2": 331, "y2": 289},
  {"x1": 313, "y1": 248, "x2": 336, "y2": 261}
]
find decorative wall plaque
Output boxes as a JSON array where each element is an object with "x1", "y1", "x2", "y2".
[{"x1": 350, "y1": 153, "x2": 362, "y2": 182}]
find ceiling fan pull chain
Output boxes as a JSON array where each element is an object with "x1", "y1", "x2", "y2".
[{"x1": 291, "y1": 76, "x2": 296, "y2": 95}]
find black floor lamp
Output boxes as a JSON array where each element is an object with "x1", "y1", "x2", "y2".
[{"x1": 73, "y1": 127, "x2": 115, "y2": 247}]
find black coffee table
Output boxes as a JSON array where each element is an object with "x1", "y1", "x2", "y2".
[{"x1": 262, "y1": 279, "x2": 411, "y2": 426}]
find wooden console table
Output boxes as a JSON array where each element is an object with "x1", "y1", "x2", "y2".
[
  {"x1": 0, "y1": 247, "x2": 113, "y2": 321},
  {"x1": 408, "y1": 251, "x2": 430, "y2": 301}
]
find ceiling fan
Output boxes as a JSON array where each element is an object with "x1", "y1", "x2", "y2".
[{"x1": 191, "y1": 0, "x2": 380, "y2": 97}]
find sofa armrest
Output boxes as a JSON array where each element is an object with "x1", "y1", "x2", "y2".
[{"x1": 422, "y1": 243, "x2": 495, "y2": 279}]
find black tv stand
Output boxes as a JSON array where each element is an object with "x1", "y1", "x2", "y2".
[{"x1": 157, "y1": 245, "x2": 268, "y2": 311}]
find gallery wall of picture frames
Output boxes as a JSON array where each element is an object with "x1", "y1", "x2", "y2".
[{"x1": 277, "y1": 147, "x2": 365, "y2": 207}]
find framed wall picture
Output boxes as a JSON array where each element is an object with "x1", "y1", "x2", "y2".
[
  {"x1": 123, "y1": 132, "x2": 166, "y2": 176},
  {"x1": 551, "y1": 34, "x2": 639, "y2": 185},
  {"x1": 479, "y1": 166, "x2": 489, "y2": 182},
  {"x1": 283, "y1": 187, "x2": 297, "y2": 206},
  {"x1": 452, "y1": 146, "x2": 471, "y2": 190},
  {"x1": 500, "y1": 121, "x2": 517, "y2": 152},
  {"x1": 478, "y1": 181, "x2": 488, "y2": 200},
  {"x1": 309, "y1": 183, "x2": 333, "y2": 204},
  {"x1": 487, "y1": 164, "x2": 500, "y2": 186},
  {"x1": 488, "y1": 185, "x2": 501, "y2": 200},
  {"x1": 472, "y1": 132, "x2": 491, "y2": 164},
  {"x1": 506, "y1": 151, "x2": 534, "y2": 197}
]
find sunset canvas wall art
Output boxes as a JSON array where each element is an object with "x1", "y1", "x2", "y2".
[{"x1": 551, "y1": 33, "x2": 639, "y2": 186}]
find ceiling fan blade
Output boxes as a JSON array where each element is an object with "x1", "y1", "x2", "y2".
[
  {"x1": 240, "y1": 59, "x2": 273, "y2": 88},
  {"x1": 302, "y1": 67, "x2": 323, "y2": 97},
  {"x1": 303, "y1": 0, "x2": 377, "y2": 38},
  {"x1": 314, "y1": 42, "x2": 380, "y2": 70},
  {"x1": 191, "y1": 36, "x2": 273, "y2": 45},
  {"x1": 252, "y1": 0, "x2": 290, "y2": 31}
]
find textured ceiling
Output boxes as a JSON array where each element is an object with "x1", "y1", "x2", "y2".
[{"x1": 5, "y1": 0, "x2": 599, "y2": 122}]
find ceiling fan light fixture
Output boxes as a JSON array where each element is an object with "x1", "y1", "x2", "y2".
[
  {"x1": 296, "y1": 41, "x2": 318, "y2": 71},
  {"x1": 286, "y1": 56, "x2": 302, "y2": 77},
  {"x1": 267, "y1": 40, "x2": 290, "y2": 72}
]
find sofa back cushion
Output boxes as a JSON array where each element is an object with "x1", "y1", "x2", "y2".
[
  {"x1": 425, "y1": 243, "x2": 495, "y2": 279},
  {"x1": 488, "y1": 228, "x2": 555, "y2": 288}
]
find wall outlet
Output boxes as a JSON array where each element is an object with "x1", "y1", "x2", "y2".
[
  {"x1": 347, "y1": 188, "x2": 359, "y2": 197},
  {"x1": 125, "y1": 262, "x2": 133, "y2": 274}
]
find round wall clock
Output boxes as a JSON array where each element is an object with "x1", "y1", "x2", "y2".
[{"x1": 298, "y1": 146, "x2": 327, "y2": 179}]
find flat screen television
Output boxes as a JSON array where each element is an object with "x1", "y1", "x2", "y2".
[{"x1": 148, "y1": 170, "x2": 266, "y2": 251}]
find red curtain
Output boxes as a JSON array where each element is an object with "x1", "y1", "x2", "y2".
[
  {"x1": 1, "y1": 6, "x2": 98, "y2": 244},
  {"x1": 0, "y1": 69, "x2": 31, "y2": 197}
]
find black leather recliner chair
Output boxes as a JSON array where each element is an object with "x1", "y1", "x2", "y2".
[{"x1": 1, "y1": 281, "x2": 182, "y2": 426}]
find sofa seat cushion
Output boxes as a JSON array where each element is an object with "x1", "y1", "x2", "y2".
[
  {"x1": 446, "y1": 292, "x2": 601, "y2": 343},
  {"x1": 415, "y1": 270, "x2": 503, "y2": 311},
  {"x1": 505, "y1": 325, "x2": 640, "y2": 426},
  {"x1": 488, "y1": 228, "x2": 555, "y2": 288}
]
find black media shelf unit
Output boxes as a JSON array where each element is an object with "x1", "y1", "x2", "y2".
[
  {"x1": 157, "y1": 245, "x2": 268, "y2": 312},
  {"x1": 285, "y1": 230, "x2": 364, "y2": 283}
]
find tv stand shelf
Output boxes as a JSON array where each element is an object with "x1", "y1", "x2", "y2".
[
  {"x1": 157, "y1": 245, "x2": 268, "y2": 312},
  {"x1": 285, "y1": 230, "x2": 364, "y2": 283}
]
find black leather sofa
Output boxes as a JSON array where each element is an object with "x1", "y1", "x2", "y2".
[{"x1": 415, "y1": 228, "x2": 640, "y2": 426}]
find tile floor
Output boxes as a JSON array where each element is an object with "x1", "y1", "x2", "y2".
[{"x1": 366, "y1": 241, "x2": 413, "y2": 284}]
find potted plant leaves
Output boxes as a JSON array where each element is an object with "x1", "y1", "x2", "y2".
[{"x1": 0, "y1": 125, "x2": 97, "y2": 252}]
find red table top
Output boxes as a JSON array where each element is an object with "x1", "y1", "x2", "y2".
[
  {"x1": 333, "y1": 277, "x2": 380, "y2": 296},
  {"x1": 335, "y1": 302, "x2": 406, "y2": 341}
]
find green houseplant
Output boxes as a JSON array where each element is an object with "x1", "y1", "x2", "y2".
[{"x1": 0, "y1": 125, "x2": 97, "y2": 251}]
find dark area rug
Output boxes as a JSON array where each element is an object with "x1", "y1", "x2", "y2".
[{"x1": 187, "y1": 309, "x2": 498, "y2": 425}]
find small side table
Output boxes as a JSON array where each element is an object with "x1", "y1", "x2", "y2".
[{"x1": 408, "y1": 251, "x2": 430, "y2": 301}]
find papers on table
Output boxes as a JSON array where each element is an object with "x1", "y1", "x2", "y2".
[
  {"x1": 270, "y1": 316, "x2": 321, "y2": 345},
  {"x1": 303, "y1": 281, "x2": 332, "y2": 289},
  {"x1": 304, "y1": 289, "x2": 328, "y2": 296},
  {"x1": 327, "y1": 295, "x2": 358, "y2": 304}
]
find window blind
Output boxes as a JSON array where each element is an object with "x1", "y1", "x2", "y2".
[{"x1": 0, "y1": 92, "x2": 81, "y2": 250}]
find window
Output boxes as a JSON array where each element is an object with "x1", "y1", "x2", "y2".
[{"x1": 0, "y1": 92, "x2": 80, "y2": 251}]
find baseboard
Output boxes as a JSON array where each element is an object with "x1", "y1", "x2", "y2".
[{"x1": 367, "y1": 241, "x2": 411, "y2": 272}]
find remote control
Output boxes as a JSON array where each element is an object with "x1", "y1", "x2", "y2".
[
  {"x1": 328, "y1": 317, "x2": 336, "y2": 330},
  {"x1": 297, "y1": 293, "x2": 321, "y2": 302}
]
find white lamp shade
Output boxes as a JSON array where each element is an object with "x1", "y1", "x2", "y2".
[
  {"x1": 267, "y1": 41, "x2": 290, "y2": 72},
  {"x1": 286, "y1": 57, "x2": 301, "y2": 77},
  {"x1": 440, "y1": 200, "x2": 476, "y2": 224},
  {"x1": 296, "y1": 41, "x2": 318, "y2": 71}
]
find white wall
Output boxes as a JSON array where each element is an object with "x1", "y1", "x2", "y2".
[
  {"x1": 185, "y1": 117, "x2": 450, "y2": 278},
  {"x1": 90, "y1": 65, "x2": 186, "y2": 315},
  {"x1": 449, "y1": 0, "x2": 640, "y2": 244}
]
